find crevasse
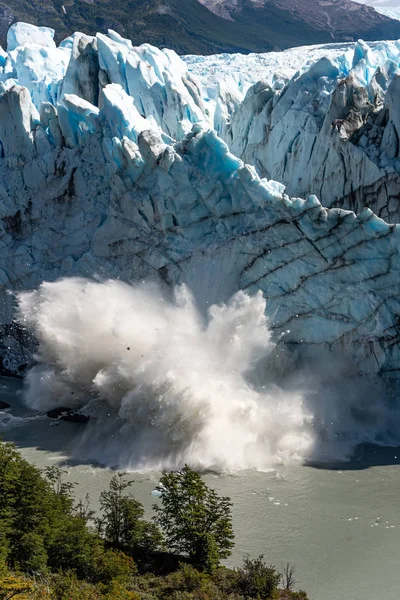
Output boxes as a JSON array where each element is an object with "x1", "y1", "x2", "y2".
[{"x1": 0, "y1": 22, "x2": 399, "y2": 392}]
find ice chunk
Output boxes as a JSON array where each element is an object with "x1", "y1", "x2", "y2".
[{"x1": 7, "y1": 23, "x2": 56, "y2": 52}]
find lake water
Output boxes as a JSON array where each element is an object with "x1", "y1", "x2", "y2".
[{"x1": 1, "y1": 377, "x2": 399, "y2": 600}]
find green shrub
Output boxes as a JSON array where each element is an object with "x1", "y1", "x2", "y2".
[
  {"x1": 90, "y1": 540, "x2": 137, "y2": 585},
  {"x1": 238, "y1": 555, "x2": 281, "y2": 599},
  {"x1": 168, "y1": 563, "x2": 208, "y2": 593},
  {"x1": 50, "y1": 571, "x2": 102, "y2": 600},
  {"x1": 46, "y1": 515, "x2": 96, "y2": 577},
  {"x1": 14, "y1": 531, "x2": 48, "y2": 573},
  {"x1": 211, "y1": 566, "x2": 241, "y2": 595}
]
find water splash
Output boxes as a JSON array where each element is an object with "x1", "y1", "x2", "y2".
[{"x1": 17, "y1": 278, "x2": 313, "y2": 471}]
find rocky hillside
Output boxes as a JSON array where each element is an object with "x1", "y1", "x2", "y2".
[{"x1": 1, "y1": 0, "x2": 400, "y2": 54}]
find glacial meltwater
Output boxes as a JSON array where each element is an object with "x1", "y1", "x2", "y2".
[{"x1": 1, "y1": 377, "x2": 399, "y2": 600}]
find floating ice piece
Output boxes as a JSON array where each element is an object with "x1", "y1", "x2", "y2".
[{"x1": 151, "y1": 489, "x2": 163, "y2": 498}]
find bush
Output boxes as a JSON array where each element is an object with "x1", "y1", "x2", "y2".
[
  {"x1": 0, "y1": 574, "x2": 34, "y2": 600},
  {"x1": 238, "y1": 555, "x2": 281, "y2": 599},
  {"x1": 90, "y1": 541, "x2": 137, "y2": 585},
  {"x1": 167, "y1": 564, "x2": 208, "y2": 593},
  {"x1": 101, "y1": 579, "x2": 141, "y2": 599},
  {"x1": 46, "y1": 515, "x2": 96, "y2": 578},
  {"x1": 50, "y1": 571, "x2": 102, "y2": 600},
  {"x1": 211, "y1": 566, "x2": 241, "y2": 595},
  {"x1": 14, "y1": 531, "x2": 48, "y2": 573}
]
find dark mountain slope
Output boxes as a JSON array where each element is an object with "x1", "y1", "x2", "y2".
[
  {"x1": 1, "y1": 0, "x2": 400, "y2": 54},
  {"x1": 222, "y1": 0, "x2": 400, "y2": 44}
]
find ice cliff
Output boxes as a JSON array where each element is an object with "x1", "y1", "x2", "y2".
[
  {"x1": 200, "y1": 40, "x2": 400, "y2": 223},
  {"x1": 0, "y1": 22, "x2": 400, "y2": 392}
]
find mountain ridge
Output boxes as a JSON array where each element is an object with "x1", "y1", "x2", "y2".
[{"x1": 1, "y1": 0, "x2": 400, "y2": 55}]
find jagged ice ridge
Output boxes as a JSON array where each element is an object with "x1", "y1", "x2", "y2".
[{"x1": 0, "y1": 23, "x2": 400, "y2": 466}]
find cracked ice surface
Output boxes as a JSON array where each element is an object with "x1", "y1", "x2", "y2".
[
  {"x1": 215, "y1": 39, "x2": 400, "y2": 223},
  {"x1": 0, "y1": 24, "x2": 399, "y2": 388}
]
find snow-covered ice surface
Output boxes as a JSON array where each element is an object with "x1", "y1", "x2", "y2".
[
  {"x1": 1, "y1": 23, "x2": 400, "y2": 466},
  {"x1": 223, "y1": 38, "x2": 400, "y2": 221},
  {"x1": 375, "y1": 6, "x2": 400, "y2": 20},
  {"x1": 184, "y1": 42, "x2": 359, "y2": 130},
  {"x1": 187, "y1": 39, "x2": 400, "y2": 223}
]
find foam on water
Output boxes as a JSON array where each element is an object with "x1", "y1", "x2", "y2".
[{"x1": 0, "y1": 410, "x2": 45, "y2": 432}]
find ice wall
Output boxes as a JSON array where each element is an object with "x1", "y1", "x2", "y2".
[
  {"x1": 221, "y1": 40, "x2": 400, "y2": 222},
  {"x1": 0, "y1": 23, "x2": 399, "y2": 391}
]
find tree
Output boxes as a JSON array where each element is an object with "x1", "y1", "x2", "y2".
[
  {"x1": 46, "y1": 515, "x2": 96, "y2": 578},
  {"x1": 74, "y1": 494, "x2": 95, "y2": 523},
  {"x1": 43, "y1": 466, "x2": 76, "y2": 507},
  {"x1": 98, "y1": 474, "x2": 163, "y2": 560},
  {"x1": 153, "y1": 465, "x2": 234, "y2": 572},
  {"x1": 281, "y1": 563, "x2": 298, "y2": 591},
  {"x1": 0, "y1": 522, "x2": 9, "y2": 575},
  {"x1": 15, "y1": 532, "x2": 48, "y2": 573},
  {"x1": 0, "y1": 443, "x2": 51, "y2": 538}
]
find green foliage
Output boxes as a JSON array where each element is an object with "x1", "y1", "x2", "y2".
[
  {"x1": 49, "y1": 571, "x2": 102, "y2": 600},
  {"x1": 98, "y1": 473, "x2": 164, "y2": 562},
  {"x1": 45, "y1": 514, "x2": 96, "y2": 577},
  {"x1": 0, "y1": 442, "x2": 308, "y2": 600},
  {"x1": 238, "y1": 555, "x2": 281, "y2": 599},
  {"x1": 153, "y1": 465, "x2": 234, "y2": 572},
  {"x1": 168, "y1": 564, "x2": 208, "y2": 593},
  {"x1": 211, "y1": 566, "x2": 242, "y2": 595},
  {"x1": 90, "y1": 541, "x2": 137, "y2": 585},
  {"x1": 0, "y1": 523, "x2": 9, "y2": 576},
  {"x1": 15, "y1": 531, "x2": 48, "y2": 573},
  {"x1": 0, "y1": 443, "x2": 51, "y2": 536},
  {"x1": 0, "y1": 443, "x2": 55, "y2": 570}
]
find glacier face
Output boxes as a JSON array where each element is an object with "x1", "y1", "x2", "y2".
[
  {"x1": 201, "y1": 39, "x2": 400, "y2": 223},
  {"x1": 184, "y1": 42, "x2": 358, "y2": 133},
  {"x1": 0, "y1": 25, "x2": 400, "y2": 396}
]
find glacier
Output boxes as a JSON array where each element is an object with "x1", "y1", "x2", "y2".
[
  {"x1": 187, "y1": 39, "x2": 400, "y2": 223},
  {"x1": 1, "y1": 23, "x2": 400, "y2": 467}
]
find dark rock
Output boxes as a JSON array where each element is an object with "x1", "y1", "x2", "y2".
[
  {"x1": 47, "y1": 407, "x2": 72, "y2": 419},
  {"x1": 47, "y1": 407, "x2": 89, "y2": 424},
  {"x1": 61, "y1": 412, "x2": 90, "y2": 424},
  {"x1": 0, "y1": 400, "x2": 10, "y2": 409}
]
